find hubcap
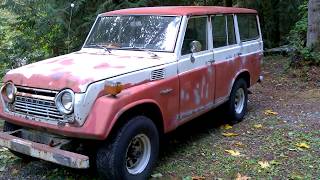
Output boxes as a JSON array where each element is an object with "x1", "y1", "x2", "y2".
[
  {"x1": 126, "y1": 134, "x2": 151, "y2": 175},
  {"x1": 234, "y1": 88, "x2": 245, "y2": 114}
]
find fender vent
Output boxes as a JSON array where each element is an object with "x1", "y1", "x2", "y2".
[{"x1": 151, "y1": 69, "x2": 165, "y2": 81}]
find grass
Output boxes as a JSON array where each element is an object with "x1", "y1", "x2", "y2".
[{"x1": 154, "y1": 116, "x2": 320, "y2": 179}]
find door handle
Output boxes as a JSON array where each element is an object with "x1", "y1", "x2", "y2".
[{"x1": 207, "y1": 59, "x2": 215, "y2": 64}]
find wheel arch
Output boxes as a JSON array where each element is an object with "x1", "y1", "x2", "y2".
[
  {"x1": 109, "y1": 100, "x2": 164, "y2": 139},
  {"x1": 228, "y1": 70, "x2": 251, "y2": 97},
  {"x1": 234, "y1": 70, "x2": 251, "y2": 88}
]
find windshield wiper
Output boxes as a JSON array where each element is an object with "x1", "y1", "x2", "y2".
[
  {"x1": 85, "y1": 44, "x2": 112, "y2": 53},
  {"x1": 121, "y1": 47, "x2": 158, "y2": 58}
]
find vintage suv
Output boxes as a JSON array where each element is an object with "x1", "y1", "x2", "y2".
[{"x1": 0, "y1": 6, "x2": 263, "y2": 179}]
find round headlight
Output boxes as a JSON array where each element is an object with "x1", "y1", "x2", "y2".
[
  {"x1": 55, "y1": 89, "x2": 75, "y2": 114},
  {"x1": 61, "y1": 92, "x2": 73, "y2": 110},
  {"x1": 1, "y1": 82, "x2": 16, "y2": 103}
]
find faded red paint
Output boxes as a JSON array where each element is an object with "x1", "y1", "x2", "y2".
[
  {"x1": 0, "y1": 52, "x2": 261, "y2": 140},
  {"x1": 104, "y1": 6, "x2": 257, "y2": 16},
  {"x1": 3, "y1": 53, "x2": 166, "y2": 93},
  {"x1": 94, "y1": 63, "x2": 125, "y2": 69},
  {"x1": 4, "y1": 73, "x2": 85, "y2": 93},
  {"x1": 0, "y1": 76, "x2": 180, "y2": 139},
  {"x1": 0, "y1": 132, "x2": 89, "y2": 168},
  {"x1": 60, "y1": 59, "x2": 74, "y2": 65},
  {"x1": 215, "y1": 53, "x2": 262, "y2": 100},
  {"x1": 1, "y1": 52, "x2": 261, "y2": 140},
  {"x1": 179, "y1": 65, "x2": 215, "y2": 116}
]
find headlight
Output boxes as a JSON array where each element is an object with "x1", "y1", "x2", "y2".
[
  {"x1": 1, "y1": 82, "x2": 16, "y2": 103},
  {"x1": 55, "y1": 89, "x2": 75, "y2": 114}
]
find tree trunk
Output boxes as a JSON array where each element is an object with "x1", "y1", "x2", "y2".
[
  {"x1": 224, "y1": 0, "x2": 233, "y2": 7},
  {"x1": 307, "y1": 0, "x2": 320, "y2": 51}
]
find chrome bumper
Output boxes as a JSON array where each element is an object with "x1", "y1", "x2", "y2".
[{"x1": 0, "y1": 132, "x2": 89, "y2": 169}]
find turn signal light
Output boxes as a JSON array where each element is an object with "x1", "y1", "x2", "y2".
[{"x1": 105, "y1": 81, "x2": 124, "y2": 96}]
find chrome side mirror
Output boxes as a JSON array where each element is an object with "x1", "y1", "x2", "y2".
[{"x1": 190, "y1": 41, "x2": 202, "y2": 53}]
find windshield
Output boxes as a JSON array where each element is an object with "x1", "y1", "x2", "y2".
[{"x1": 84, "y1": 15, "x2": 182, "y2": 52}]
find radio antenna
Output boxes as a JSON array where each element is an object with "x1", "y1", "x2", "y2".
[{"x1": 68, "y1": 2, "x2": 75, "y2": 53}]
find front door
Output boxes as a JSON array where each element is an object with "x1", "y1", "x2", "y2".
[{"x1": 178, "y1": 16, "x2": 215, "y2": 121}]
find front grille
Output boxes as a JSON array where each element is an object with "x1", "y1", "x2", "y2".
[{"x1": 12, "y1": 87, "x2": 64, "y2": 121}]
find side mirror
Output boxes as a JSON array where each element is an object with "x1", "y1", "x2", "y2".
[{"x1": 190, "y1": 40, "x2": 202, "y2": 53}]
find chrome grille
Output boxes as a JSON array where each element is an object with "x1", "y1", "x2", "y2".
[{"x1": 12, "y1": 87, "x2": 64, "y2": 121}]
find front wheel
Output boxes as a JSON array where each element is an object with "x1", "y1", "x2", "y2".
[
  {"x1": 224, "y1": 78, "x2": 248, "y2": 124},
  {"x1": 96, "y1": 116, "x2": 159, "y2": 180}
]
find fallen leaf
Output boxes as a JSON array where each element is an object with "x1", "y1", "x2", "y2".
[
  {"x1": 222, "y1": 124, "x2": 233, "y2": 130},
  {"x1": 236, "y1": 173, "x2": 251, "y2": 180},
  {"x1": 264, "y1": 110, "x2": 278, "y2": 115},
  {"x1": 192, "y1": 176, "x2": 205, "y2": 180},
  {"x1": 270, "y1": 160, "x2": 281, "y2": 165},
  {"x1": 295, "y1": 142, "x2": 310, "y2": 149},
  {"x1": 151, "y1": 173, "x2": 163, "y2": 178},
  {"x1": 235, "y1": 142, "x2": 245, "y2": 147},
  {"x1": 225, "y1": 149, "x2": 241, "y2": 156},
  {"x1": 258, "y1": 161, "x2": 270, "y2": 169},
  {"x1": 222, "y1": 132, "x2": 239, "y2": 137},
  {"x1": 253, "y1": 124, "x2": 263, "y2": 129}
]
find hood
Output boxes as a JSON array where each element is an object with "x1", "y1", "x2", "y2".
[{"x1": 4, "y1": 50, "x2": 174, "y2": 93}]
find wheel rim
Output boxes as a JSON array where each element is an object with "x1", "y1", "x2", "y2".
[
  {"x1": 125, "y1": 134, "x2": 151, "y2": 175},
  {"x1": 234, "y1": 88, "x2": 245, "y2": 114}
]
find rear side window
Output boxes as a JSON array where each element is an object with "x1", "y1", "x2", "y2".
[
  {"x1": 237, "y1": 14, "x2": 259, "y2": 42},
  {"x1": 212, "y1": 15, "x2": 227, "y2": 48},
  {"x1": 182, "y1": 17, "x2": 208, "y2": 55},
  {"x1": 212, "y1": 15, "x2": 236, "y2": 48},
  {"x1": 227, "y1": 15, "x2": 236, "y2": 45}
]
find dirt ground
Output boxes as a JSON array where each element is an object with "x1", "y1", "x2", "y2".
[{"x1": 0, "y1": 55, "x2": 319, "y2": 179}]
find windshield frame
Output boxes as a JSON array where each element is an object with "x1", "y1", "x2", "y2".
[{"x1": 82, "y1": 14, "x2": 183, "y2": 53}]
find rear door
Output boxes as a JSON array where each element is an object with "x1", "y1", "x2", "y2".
[{"x1": 211, "y1": 14, "x2": 241, "y2": 104}]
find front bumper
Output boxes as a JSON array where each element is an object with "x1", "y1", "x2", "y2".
[{"x1": 0, "y1": 131, "x2": 89, "y2": 169}]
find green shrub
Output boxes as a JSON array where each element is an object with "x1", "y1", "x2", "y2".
[{"x1": 288, "y1": 0, "x2": 320, "y2": 66}]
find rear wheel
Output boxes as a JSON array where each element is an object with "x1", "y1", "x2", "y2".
[
  {"x1": 3, "y1": 121, "x2": 34, "y2": 161},
  {"x1": 96, "y1": 116, "x2": 159, "y2": 180},
  {"x1": 224, "y1": 78, "x2": 248, "y2": 124}
]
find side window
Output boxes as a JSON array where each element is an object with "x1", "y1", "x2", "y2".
[
  {"x1": 212, "y1": 15, "x2": 237, "y2": 48},
  {"x1": 237, "y1": 14, "x2": 259, "y2": 42},
  {"x1": 227, "y1": 15, "x2": 236, "y2": 45},
  {"x1": 181, "y1": 17, "x2": 208, "y2": 55},
  {"x1": 212, "y1": 15, "x2": 227, "y2": 48}
]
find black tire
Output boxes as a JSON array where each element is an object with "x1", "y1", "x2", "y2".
[
  {"x1": 96, "y1": 116, "x2": 159, "y2": 180},
  {"x1": 3, "y1": 121, "x2": 34, "y2": 161},
  {"x1": 224, "y1": 78, "x2": 248, "y2": 124}
]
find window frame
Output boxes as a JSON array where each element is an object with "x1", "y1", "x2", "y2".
[
  {"x1": 236, "y1": 14, "x2": 260, "y2": 42},
  {"x1": 211, "y1": 14, "x2": 238, "y2": 49},
  {"x1": 180, "y1": 15, "x2": 209, "y2": 56}
]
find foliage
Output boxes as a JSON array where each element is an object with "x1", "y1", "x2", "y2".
[
  {"x1": 0, "y1": 0, "x2": 150, "y2": 71},
  {"x1": 0, "y1": 0, "x2": 312, "y2": 80},
  {"x1": 288, "y1": 0, "x2": 320, "y2": 66}
]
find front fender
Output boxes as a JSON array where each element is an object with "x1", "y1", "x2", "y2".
[{"x1": 84, "y1": 76, "x2": 180, "y2": 139}]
